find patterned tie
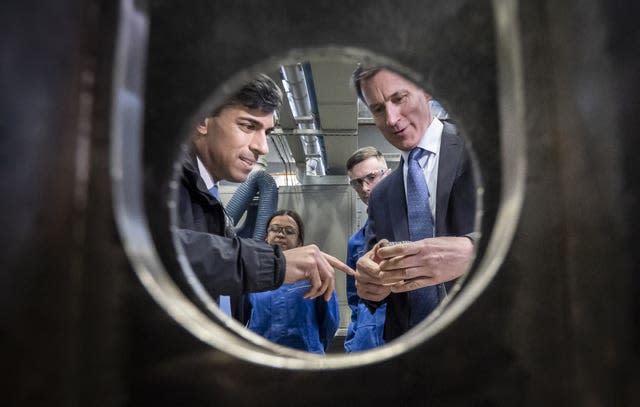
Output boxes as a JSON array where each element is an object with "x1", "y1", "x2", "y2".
[
  {"x1": 406, "y1": 147, "x2": 439, "y2": 327},
  {"x1": 406, "y1": 147, "x2": 434, "y2": 240},
  {"x1": 208, "y1": 184, "x2": 232, "y2": 316}
]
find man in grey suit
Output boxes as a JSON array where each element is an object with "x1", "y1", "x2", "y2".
[{"x1": 352, "y1": 66, "x2": 477, "y2": 341}]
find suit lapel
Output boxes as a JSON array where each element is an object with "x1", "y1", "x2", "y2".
[
  {"x1": 435, "y1": 122, "x2": 463, "y2": 234},
  {"x1": 389, "y1": 160, "x2": 409, "y2": 240}
]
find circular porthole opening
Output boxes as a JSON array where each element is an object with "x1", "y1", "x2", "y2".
[{"x1": 112, "y1": 38, "x2": 525, "y2": 369}]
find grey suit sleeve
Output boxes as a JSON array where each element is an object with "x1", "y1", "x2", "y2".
[
  {"x1": 361, "y1": 200, "x2": 389, "y2": 312},
  {"x1": 364, "y1": 214, "x2": 378, "y2": 253}
]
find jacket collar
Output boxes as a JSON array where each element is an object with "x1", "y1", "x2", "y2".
[{"x1": 182, "y1": 149, "x2": 219, "y2": 206}]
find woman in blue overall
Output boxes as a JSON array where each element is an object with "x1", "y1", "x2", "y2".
[{"x1": 247, "y1": 210, "x2": 340, "y2": 353}]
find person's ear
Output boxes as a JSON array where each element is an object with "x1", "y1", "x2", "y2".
[
  {"x1": 423, "y1": 91, "x2": 433, "y2": 102},
  {"x1": 196, "y1": 118, "x2": 209, "y2": 136}
]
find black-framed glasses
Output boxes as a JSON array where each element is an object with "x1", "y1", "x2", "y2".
[
  {"x1": 267, "y1": 225, "x2": 298, "y2": 236},
  {"x1": 349, "y1": 168, "x2": 388, "y2": 189}
]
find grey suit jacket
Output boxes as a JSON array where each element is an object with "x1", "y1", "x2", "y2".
[{"x1": 365, "y1": 120, "x2": 476, "y2": 340}]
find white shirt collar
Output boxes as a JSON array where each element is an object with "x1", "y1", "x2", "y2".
[
  {"x1": 400, "y1": 117, "x2": 443, "y2": 163},
  {"x1": 196, "y1": 156, "x2": 216, "y2": 190}
]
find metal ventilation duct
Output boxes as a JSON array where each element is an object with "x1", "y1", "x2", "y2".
[{"x1": 279, "y1": 63, "x2": 328, "y2": 176}]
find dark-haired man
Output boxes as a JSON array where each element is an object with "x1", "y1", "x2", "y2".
[{"x1": 176, "y1": 74, "x2": 353, "y2": 322}]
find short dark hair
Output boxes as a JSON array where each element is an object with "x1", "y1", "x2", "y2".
[
  {"x1": 267, "y1": 209, "x2": 305, "y2": 245},
  {"x1": 211, "y1": 73, "x2": 283, "y2": 117},
  {"x1": 352, "y1": 64, "x2": 383, "y2": 102},
  {"x1": 346, "y1": 146, "x2": 386, "y2": 172}
]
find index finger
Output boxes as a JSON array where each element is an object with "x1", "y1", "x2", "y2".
[
  {"x1": 377, "y1": 242, "x2": 420, "y2": 260},
  {"x1": 356, "y1": 253, "x2": 381, "y2": 278},
  {"x1": 389, "y1": 276, "x2": 432, "y2": 293},
  {"x1": 322, "y1": 252, "x2": 355, "y2": 276}
]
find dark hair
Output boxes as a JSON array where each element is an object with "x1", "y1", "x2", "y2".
[
  {"x1": 266, "y1": 209, "x2": 305, "y2": 245},
  {"x1": 346, "y1": 146, "x2": 386, "y2": 172},
  {"x1": 211, "y1": 73, "x2": 283, "y2": 117},
  {"x1": 352, "y1": 64, "x2": 383, "y2": 102}
]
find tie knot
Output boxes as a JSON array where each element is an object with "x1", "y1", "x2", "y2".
[
  {"x1": 409, "y1": 147, "x2": 425, "y2": 162},
  {"x1": 209, "y1": 185, "x2": 219, "y2": 200}
]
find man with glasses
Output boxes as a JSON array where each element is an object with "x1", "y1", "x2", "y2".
[
  {"x1": 344, "y1": 147, "x2": 391, "y2": 352},
  {"x1": 352, "y1": 66, "x2": 477, "y2": 341}
]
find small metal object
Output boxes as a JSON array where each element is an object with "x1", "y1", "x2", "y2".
[{"x1": 379, "y1": 241, "x2": 412, "y2": 248}]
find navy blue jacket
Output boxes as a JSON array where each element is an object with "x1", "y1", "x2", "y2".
[{"x1": 175, "y1": 152, "x2": 286, "y2": 322}]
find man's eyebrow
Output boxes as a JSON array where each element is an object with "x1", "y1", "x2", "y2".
[
  {"x1": 237, "y1": 116, "x2": 263, "y2": 126},
  {"x1": 390, "y1": 90, "x2": 409, "y2": 98},
  {"x1": 368, "y1": 90, "x2": 410, "y2": 109}
]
